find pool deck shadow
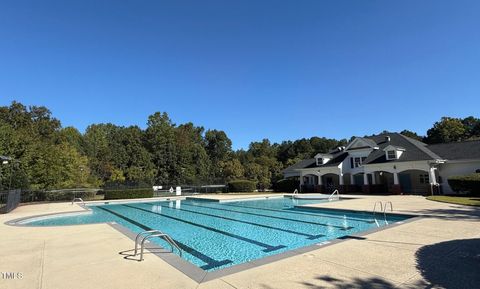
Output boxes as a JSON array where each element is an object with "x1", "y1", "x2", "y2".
[{"x1": 1, "y1": 194, "x2": 479, "y2": 289}]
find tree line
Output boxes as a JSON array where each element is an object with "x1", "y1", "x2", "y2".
[{"x1": 0, "y1": 101, "x2": 479, "y2": 191}]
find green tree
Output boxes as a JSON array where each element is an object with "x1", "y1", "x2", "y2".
[
  {"x1": 426, "y1": 117, "x2": 467, "y2": 143},
  {"x1": 175, "y1": 123, "x2": 210, "y2": 184},
  {"x1": 145, "y1": 112, "x2": 178, "y2": 184},
  {"x1": 461, "y1": 116, "x2": 480, "y2": 139},
  {"x1": 58, "y1": 127, "x2": 84, "y2": 153},
  {"x1": 244, "y1": 162, "x2": 270, "y2": 190},
  {"x1": 222, "y1": 159, "x2": 244, "y2": 181},
  {"x1": 205, "y1": 129, "x2": 232, "y2": 182},
  {"x1": 83, "y1": 124, "x2": 116, "y2": 183},
  {"x1": 400, "y1": 130, "x2": 423, "y2": 141}
]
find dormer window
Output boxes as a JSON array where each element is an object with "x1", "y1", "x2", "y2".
[
  {"x1": 387, "y1": 150, "x2": 396, "y2": 160},
  {"x1": 314, "y1": 153, "x2": 332, "y2": 166},
  {"x1": 383, "y1": 145, "x2": 405, "y2": 161}
]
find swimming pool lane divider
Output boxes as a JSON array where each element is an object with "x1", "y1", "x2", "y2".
[
  {"x1": 96, "y1": 206, "x2": 232, "y2": 270},
  {"x1": 122, "y1": 204, "x2": 287, "y2": 253},
  {"x1": 143, "y1": 202, "x2": 324, "y2": 240},
  {"x1": 221, "y1": 202, "x2": 374, "y2": 224},
  {"x1": 180, "y1": 202, "x2": 353, "y2": 230}
]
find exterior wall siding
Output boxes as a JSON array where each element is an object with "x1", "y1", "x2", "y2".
[{"x1": 438, "y1": 160, "x2": 480, "y2": 194}]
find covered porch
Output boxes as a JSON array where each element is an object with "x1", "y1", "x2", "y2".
[
  {"x1": 298, "y1": 168, "x2": 361, "y2": 194},
  {"x1": 363, "y1": 161, "x2": 441, "y2": 195}
]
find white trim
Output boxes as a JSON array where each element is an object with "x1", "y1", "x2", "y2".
[
  {"x1": 441, "y1": 158, "x2": 480, "y2": 164},
  {"x1": 383, "y1": 145, "x2": 405, "y2": 152},
  {"x1": 344, "y1": 138, "x2": 377, "y2": 151}
]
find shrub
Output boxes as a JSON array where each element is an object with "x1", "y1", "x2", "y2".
[
  {"x1": 228, "y1": 180, "x2": 257, "y2": 192},
  {"x1": 273, "y1": 179, "x2": 299, "y2": 192},
  {"x1": 448, "y1": 173, "x2": 480, "y2": 196},
  {"x1": 44, "y1": 190, "x2": 97, "y2": 201},
  {"x1": 104, "y1": 188, "x2": 153, "y2": 200}
]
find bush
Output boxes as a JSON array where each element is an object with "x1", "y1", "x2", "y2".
[
  {"x1": 228, "y1": 180, "x2": 257, "y2": 192},
  {"x1": 44, "y1": 190, "x2": 97, "y2": 201},
  {"x1": 448, "y1": 173, "x2": 480, "y2": 196},
  {"x1": 273, "y1": 179, "x2": 299, "y2": 192},
  {"x1": 104, "y1": 188, "x2": 153, "y2": 200}
]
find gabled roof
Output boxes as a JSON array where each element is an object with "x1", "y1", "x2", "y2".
[
  {"x1": 383, "y1": 145, "x2": 405, "y2": 151},
  {"x1": 345, "y1": 137, "x2": 378, "y2": 150},
  {"x1": 306, "y1": 152, "x2": 348, "y2": 168},
  {"x1": 283, "y1": 150, "x2": 348, "y2": 172},
  {"x1": 282, "y1": 158, "x2": 316, "y2": 173},
  {"x1": 314, "y1": 153, "x2": 333, "y2": 158},
  {"x1": 427, "y1": 140, "x2": 480, "y2": 160},
  {"x1": 283, "y1": 133, "x2": 479, "y2": 174},
  {"x1": 362, "y1": 133, "x2": 442, "y2": 164}
]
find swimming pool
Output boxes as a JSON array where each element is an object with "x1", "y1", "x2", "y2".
[{"x1": 22, "y1": 197, "x2": 410, "y2": 272}]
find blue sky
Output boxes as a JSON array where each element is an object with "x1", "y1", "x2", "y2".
[{"x1": 1, "y1": 1, "x2": 479, "y2": 149}]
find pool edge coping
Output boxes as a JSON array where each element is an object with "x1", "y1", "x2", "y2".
[
  {"x1": 3, "y1": 198, "x2": 422, "y2": 284},
  {"x1": 108, "y1": 213, "x2": 423, "y2": 283}
]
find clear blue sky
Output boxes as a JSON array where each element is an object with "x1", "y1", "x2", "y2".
[{"x1": 1, "y1": 1, "x2": 479, "y2": 149}]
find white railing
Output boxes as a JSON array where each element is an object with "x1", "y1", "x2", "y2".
[
  {"x1": 383, "y1": 201, "x2": 393, "y2": 213},
  {"x1": 328, "y1": 189, "x2": 339, "y2": 201},
  {"x1": 372, "y1": 201, "x2": 383, "y2": 215},
  {"x1": 372, "y1": 201, "x2": 394, "y2": 225},
  {"x1": 71, "y1": 197, "x2": 85, "y2": 207}
]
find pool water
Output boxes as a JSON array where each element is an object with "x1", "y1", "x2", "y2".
[{"x1": 25, "y1": 197, "x2": 410, "y2": 271}]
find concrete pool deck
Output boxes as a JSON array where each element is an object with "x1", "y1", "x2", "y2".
[{"x1": 1, "y1": 194, "x2": 479, "y2": 289}]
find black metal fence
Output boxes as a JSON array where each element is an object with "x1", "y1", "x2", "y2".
[
  {"x1": 0, "y1": 189, "x2": 21, "y2": 214},
  {"x1": 152, "y1": 185, "x2": 227, "y2": 197}
]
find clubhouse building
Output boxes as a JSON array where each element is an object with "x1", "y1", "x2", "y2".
[{"x1": 283, "y1": 133, "x2": 480, "y2": 195}]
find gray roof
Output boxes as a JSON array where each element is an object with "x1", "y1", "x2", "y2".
[
  {"x1": 283, "y1": 151, "x2": 347, "y2": 172},
  {"x1": 363, "y1": 133, "x2": 442, "y2": 164},
  {"x1": 282, "y1": 158, "x2": 316, "y2": 173},
  {"x1": 284, "y1": 133, "x2": 479, "y2": 173},
  {"x1": 427, "y1": 140, "x2": 480, "y2": 160},
  {"x1": 306, "y1": 152, "x2": 348, "y2": 168}
]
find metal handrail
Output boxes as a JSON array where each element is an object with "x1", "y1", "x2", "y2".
[
  {"x1": 383, "y1": 201, "x2": 393, "y2": 214},
  {"x1": 373, "y1": 201, "x2": 383, "y2": 215},
  {"x1": 293, "y1": 189, "x2": 298, "y2": 195},
  {"x1": 328, "y1": 189, "x2": 339, "y2": 201},
  {"x1": 134, "y1": 230, "x2": 162, "y2": 255},
  {"x1": 71, "y1": 197, "x2": 85, "y2": 207},
  {"x1": 139, "y1": 233, "x2": 182, "y2": 261}
]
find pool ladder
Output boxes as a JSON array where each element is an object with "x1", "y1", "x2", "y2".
[
  {"x1": 71, "y1": 197, "x2": 85, "y2": 207},
  {"x1": 373, "y1": 201, "x2": 393, "y2": 215},
  {"x1": 134, "y1": 230, "x2": 182, "y2": 261},
  {"x1": 372, "y1": 201, "x2": 394, "y2": 225},
  {"x1": 328, "y1": 189, "x2": 340, "y2": 201}
]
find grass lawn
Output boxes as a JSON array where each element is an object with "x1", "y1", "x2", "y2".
[{"x1": 427, "y1": 195, "x2": 480, "y2": 207}]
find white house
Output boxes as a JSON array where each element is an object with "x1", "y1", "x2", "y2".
[{"x1": 283, "y1": 133, "x2": 480, "y2": 195}]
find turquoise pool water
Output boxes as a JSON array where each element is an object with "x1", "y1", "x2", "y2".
[{"x1": 24, "y1": 197, "x2": 410, "y2": 271}]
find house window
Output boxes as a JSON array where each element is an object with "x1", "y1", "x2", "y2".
[
  {"x1": 387, "y1": 150, "x2": 396, "y2": 160},
  {"x1": 419, "y1": 174, "x2": 429, "y2": 184},
  {"x1": 354, "y1": 157, "x2": 361, "y2": 167},
  {"x1": 316, "y1": 158, "x2": 323, "y2": 165}
]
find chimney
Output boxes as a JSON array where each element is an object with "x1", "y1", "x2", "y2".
[{"x1": 385, "y1": 136, "x2": 391, "y2": 142}]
